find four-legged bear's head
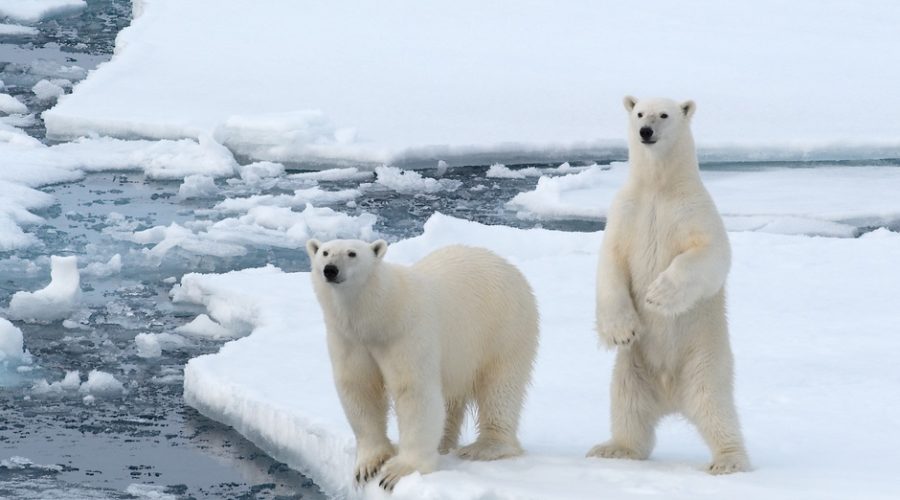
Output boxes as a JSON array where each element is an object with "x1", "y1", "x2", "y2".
[
  {"x1": 623, "y1": 96, "x2": 696, "y2": 153},
  {"x1": 306, "y1": 238, "x2": 388, "y2": 287}
]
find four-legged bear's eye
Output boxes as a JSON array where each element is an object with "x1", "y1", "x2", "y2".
[
  {"x1": 348, "y1": 251, "x2": 357, "y2": 258},
  {"x1": 322, "y1": 250, "x2": 329, "y2": 257},
  {"x1": 660, "y1": 113, "x2": 669, "y2": 119},
  {"x1": 637, "y1": 112, "x2": 643, "y2": 118}
]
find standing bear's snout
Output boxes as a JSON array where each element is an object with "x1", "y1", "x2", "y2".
[
  {"x1": 639, "y1": 126, "x2": 654, "y2": 142},
  {"x1": 324, "y1": 264, "x2": 340, "y2": 282}
]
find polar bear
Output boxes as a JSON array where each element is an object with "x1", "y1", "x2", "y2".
[
  {"x1": 306, "y1": 239, "x2": 539, "y2": 490},
  {"x1": 587, "y1": 96, "x2": 750, "y2": 474}
]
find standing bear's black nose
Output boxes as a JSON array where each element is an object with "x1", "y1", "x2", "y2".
[
  {"x1": 323, "y1": 264, "x2": 339, "y2": 281},
  {"x1": 640, "y1": 127, "x2": 654, "y2": 141}
]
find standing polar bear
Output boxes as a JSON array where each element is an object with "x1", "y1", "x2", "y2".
[
  {"x1": 307, "y1": 239, "x2": 539, "y2": 491},
  {"x1": 588, "y1": 96, "x2": 750, "y2": 474}
]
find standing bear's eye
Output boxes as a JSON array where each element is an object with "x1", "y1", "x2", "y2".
[
  {"x1": 660, "y1": 113, "x2": 669, "y2": 119},
  {"x1": 348, "y1": 251, "x2": 357, "y2": 258},
  {"x1": 322, "y1": 250, "x2": 329, "y2": 257},
  {"x1": 637, "y1": 112, "x2": 643, "y2": 118}
]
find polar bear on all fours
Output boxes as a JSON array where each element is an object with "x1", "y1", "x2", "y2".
[
  {"x1": 588, "y1": 96, "x2": 750, "y2": 474},
  {"x1": 306, "y1": 239, "x2": 539, "y2": 491}
]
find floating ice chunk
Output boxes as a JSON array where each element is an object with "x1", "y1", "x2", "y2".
[
  {"x1": 134, "y1": 332, "x2": 187, "y2": 358},
  {"x1": 0, "y1": 318, "x2": 30, "y2": 365},
  {"x1": 214, "y1": 186, "x2": 360, "y2": 214},
  {"x1": 32, "y1": 79, "x2": 66, "y2": 102},
  {"x1": 175, "y1": 314, "x2": 235, "y2": 339},
  {"x1": 31, "y1": 370, "x2": 81, "y2": 394},
  {"x1": 0, "y1": 94, "x2": 27, "y2": 115},
  {"x1": 81, "y1": 254, "x2": 122, "y2": 278},
  {"x1": 178, "y1": 174, "x2": 218, "y2": 199},
  {"x1": 0, "y1": 0, "x2": 87, "y2": 23},
  {"x1": 0, "y1": 113, "x2": 38, "y2": 128},
  {"x1": 125, "y1": 483, "x2": 177, "y2": 500},
  {"x1": 435, "y1": 160, "x2": 449, "y2": 177},
  {"x1": 0, "y1": 456, "x2": 63, "y2": 472},
  {"x1": 239, "y1": 161, "x2": 285, "y2": 185},
  {"x1": 78, "y1": 369, "x2": 124, "y2": 396},
  {"x1": 8, "y1": 255, "x2": 80, "y2": 322},
  {"x1": 485, "y1": 163, "x2": 542, "y2": 179},
  {"x1": 0, "y1": 23, "x2": 38, "y2": 36},
  {"x1": 374, "y1": 166, "x2": 461, "y2": 194},
  {"x1": 132, "y1": 222, "x2": 247, "y2": 258},
  {"x1": 289, "y1": 167, "x2": 373, "y2": 182}
]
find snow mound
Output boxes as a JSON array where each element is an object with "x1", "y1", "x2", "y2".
[
  {"x1": 175, "y1": 314, "x2": 235, "y2": 339},
  {"x1": 181, "y1": 213, "x2": 900, "y2": 499},
  {"x1": 8, "y1": 255, "x2": 80, "y2": 322},
  {"x1": 0, "y1": 0, "x2": 86, "y2": 23}
]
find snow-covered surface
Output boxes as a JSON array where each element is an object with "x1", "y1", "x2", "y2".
[
  {"x1": 7, "y1": 255, "x2": 80, "y2": 322},
  {"x1": 508, "y1": 163, "x2": 900, "y2": 237},
  {"x1": 44, "y1": 0, "x2": 900, "y2": 165},
  {"x1": 0, "y1": 0, "x2": 85, "y2": 22},
  {"x1": 0, "y1": 23, "x2": 38, "y2": 36},
  {"x1": 180, "y1": 214, "x2": 900, "y2": 500}
]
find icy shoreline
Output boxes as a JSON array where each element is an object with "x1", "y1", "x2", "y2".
[{"x1": 179, "y1": 214, "x2": 900, "y2": 500}]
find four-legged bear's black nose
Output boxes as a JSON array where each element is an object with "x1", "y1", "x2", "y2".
[
  {"x1": 324, "y1": 264, "x2": 339, "y2": 282},
  {"x1": 639, "y1": 126, "x2": 654, "y2": 141}
]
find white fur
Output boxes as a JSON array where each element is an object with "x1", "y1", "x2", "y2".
[
  {"x1": 588, "y1": 96, "x2": 750, "y2": 474},
  {"x1": 307, "y1": 239, "x2": 539, "y2": 490}
]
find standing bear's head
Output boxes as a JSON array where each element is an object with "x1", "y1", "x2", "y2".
[
  {"x1": 306, "y1": 238, "x2": 388, "y2": 288},
  {"x1": 623, "y1": 96, "x2": 696, "y2": 156}
]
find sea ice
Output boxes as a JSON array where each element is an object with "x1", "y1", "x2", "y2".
[
  {"x1": 0, "y1": 318, "x2": 30, "y2": 365},
  {"x1": 0, "y1": 93, "x2": 28, "y2": 115},
  {"x1": 134, "y1": 332, "x2": 186, "y2": 358},
  {"x1": 178, "y1": 174, "x2": 218, "y2": 199},
  {"x1": 81, "y1": 254, "x2": 122, "y2": 278},
  {"x1": 0, "y1": 0, "x2": 86, "y2": 23},
  {"x1": 181, "y1": 214, "x2": 900, "y2": 499},
  {"x1": 0, "y1": 23, "x2": 38, "y2": 36},
  {"x1": 78, "y1": 369, "x2": 124, "y2": 396},
  {"x1": 175, "y1": 314, "x2": 234, "y2": 339},
  {"x1": 8, "y1": 255, "x2": 80, "y2": 322},
  {"x1": 373, "y1": 166, "x2": 461, "y2": 194},
  {"x1": 32, "y1": 79, "x2": 66, "y2": 102}
]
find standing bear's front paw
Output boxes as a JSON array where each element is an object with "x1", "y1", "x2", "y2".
[
  {"x1": 645, "y1": 272, "x2": 697, "y2": 316},
  {"x1": 377, "y1": 456, "x2": 423, "y2": 492},
  {"x1": 597, "y1": 307, "x2": 641, "y2": 349}
]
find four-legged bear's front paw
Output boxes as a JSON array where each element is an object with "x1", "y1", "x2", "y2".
[
  {"x1": 597, "y1": 308, "x2": 641, "y2": 349},
  {"x1": 586, "y1": 442, "x2": 645, "y2": 460},
  {"x1": 377, "y1": 456, "x2": 420, "y2": 492},
  {"x1": 707, "y1": 452, "x2": 751, "y2": 475},
  {"x1": 354, "y1": 444, "x2": 395, "y2": 484},
  {"x1": 645, "y1": 272, "x2": 696, "y2": 316}
]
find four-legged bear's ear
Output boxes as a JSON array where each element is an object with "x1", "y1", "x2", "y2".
[
  {"x1": 306, "y1": 239, "x2": 321, "y2": 258},
  {"x1": 623, "y1": 95, "x2": 638, "y2": 112},
  {"x1": 371, "y1": 240, "x2": 388, "y2": 259},
  {"x1": 681, "y1": 100, "x2": 696, "y2": 119}
]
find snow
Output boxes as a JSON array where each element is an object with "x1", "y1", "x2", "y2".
[
  {"x1": 180, "y1": 214, "x2": 900, "y2": 499},
  {"x1": 32, "y1": 79, "x2": 66, "y2": 102},
  {"x1": 7, "y1": 255, "x2": 80, "y2": 322},
  {"x1": 0, "y1": 93, "x2": 27, "y2": 114},
  {"x1": 0, "y1": 317, "x2": 30, "y2": 364},
  {"x1": 508, "y1": 163, "x2": 900, "y2": 237},
  {"x1": 174, "y1": 314, "x2": 235, "y2": 340},
  {"x1": 0, "y1": 23, "x2": 38, "y2": 36},
  {"x1": 0, "y1": 0, "x2": 86, "y2": 23},
  {"x1": 43, "y1": 1, "x2": 900, "y2": 165}
]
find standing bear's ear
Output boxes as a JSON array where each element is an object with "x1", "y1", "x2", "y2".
[
  {"x1": 371, "y1": 240, "x2": 388, "y2": 259},
  {"x1": 681, "y1": 100, "x2": 696, "y2": 119},
  {"x1": 623, "y1": 95, "x2": 638, "y2": 112},
  {"x1": 306, "y1": 239, "x2": 321, "y2": 258}
]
